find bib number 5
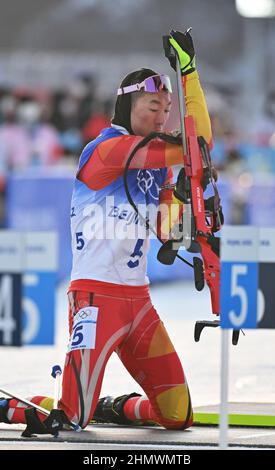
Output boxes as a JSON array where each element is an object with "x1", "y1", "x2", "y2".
[{"x1": 71, "y1": 325, "x2": 84, "y2": 347}]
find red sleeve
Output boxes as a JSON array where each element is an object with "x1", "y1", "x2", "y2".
[{"x1": 78, "y1": 135, "x2": 183, "y2": 190}]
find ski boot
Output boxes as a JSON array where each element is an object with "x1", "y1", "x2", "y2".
[
  {"x1": 92, "y1": 393, "x2": 141, "y2": 425},
  {"x1": 22, "y1": 407, "x2": 74, "y2": 437}
]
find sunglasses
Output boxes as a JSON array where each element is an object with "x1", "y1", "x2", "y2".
[{"x1": 117, "y1": 74, "x2": 172, "y2": 96}]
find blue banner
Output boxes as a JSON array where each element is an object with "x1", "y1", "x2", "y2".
[{"x1": 22, "y1": 272, "x2": 56, "y2": 345}]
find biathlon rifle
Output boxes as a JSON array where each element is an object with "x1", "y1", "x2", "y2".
[
  {"x1": 159, "y1": 31, "x2": 241, "y2": 345},
  {"x1": 123, "y1": 30, "x2": 241, "y2": 345}
]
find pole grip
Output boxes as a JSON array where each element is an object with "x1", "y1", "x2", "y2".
[{"x1": 51, "y1": 364, "x2": 62, "y2": 379}]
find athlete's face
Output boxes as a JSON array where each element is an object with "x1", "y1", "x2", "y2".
[{"x1": 130, "y1": 91, "x2": 171, "y2": 136}]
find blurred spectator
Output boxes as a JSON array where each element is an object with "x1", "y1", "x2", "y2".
[
  {"x1": 0, "y1": 92, "x2": 63, "y2": 225},
  {"x1": 76, "y1": 73, "x2": 97, "y2": 128},
  {"x1": 59, "y1": 128, "x2": 83, "y2": 166},
  {"x1": 222, "y1": 148, "x2": 246, "y2": 176},
  {"x1": 52, "y1": 74, "x2": 96, "y2": 132},
  {"x1": 225, "y1": 148, "x2": 241, "y2": 168},
  {"x1": 0, "y1": 95, "x2": 62, "y2": 170},
  {"x1": 82, "y1": 99, "x2": 112, "y2": 144},
  {"x1": 52, "y1": 89, "x2": 80, "y2": 131},
  {"x1": 50, "y1": 74, "x2": 101, "y2": 163}
]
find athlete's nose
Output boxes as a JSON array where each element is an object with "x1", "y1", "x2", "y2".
[
  {"x1": 158, "y1": 110, "x2": 166, "y2": 124},
  {"x1": 155, "y1": 110, "x2": 167, "y2": 130}
]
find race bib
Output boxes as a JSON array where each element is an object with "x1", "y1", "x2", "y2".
[{"x1": 68, "y1": 306, "x2": 99, "y2": 352}]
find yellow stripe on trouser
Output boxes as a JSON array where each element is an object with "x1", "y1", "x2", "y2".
[
  {"x1": 156, "y1": 384, "x2": 191, "y2": 422},
  {"x1": 39, "y1": 397, "x2": 54, "y2": 412}
]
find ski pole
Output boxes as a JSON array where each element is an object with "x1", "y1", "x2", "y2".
[
  {"x1": 51, "y1": 364, "x2": 62, "y2": 410},
  {"x1": 50, "y1": 365, "x2": 81, "y2": 432},
  {"x1": 163, "y1": 31, "x2": 192, "y2": 249},
  {"x1": 175, "y1": 47, "x2": 187, "y2": 155},
  {"x1": 51, "y1": 364, "x2": 63, "y2": 437},
  {"x1": 0, "y1": 388, "x2": 51, "y2": 417}
]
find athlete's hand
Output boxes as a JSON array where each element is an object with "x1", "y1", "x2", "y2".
[{"x1": 168, "y1": 29, "x2": 196, "y2": 76}]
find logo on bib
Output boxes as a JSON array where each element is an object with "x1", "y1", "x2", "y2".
[
  {"x1": 137, "y1": 170, "x2": 160, "y2": 201},
  {"x1": 78, "y1": 309, "x2": 91, "y2": 319}
]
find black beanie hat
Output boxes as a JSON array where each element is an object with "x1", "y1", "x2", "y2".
[{"x1": 112, "y1": 68, "x2": 158, "y2": 134}]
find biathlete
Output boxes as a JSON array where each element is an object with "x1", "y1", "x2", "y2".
[{"x1": 0, "y1": 30, "x2": 213, "y2": 432}]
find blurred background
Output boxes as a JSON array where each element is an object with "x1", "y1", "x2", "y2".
[{"x1": 0, "y1": 0, "x2": 275, "y2": 283}]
